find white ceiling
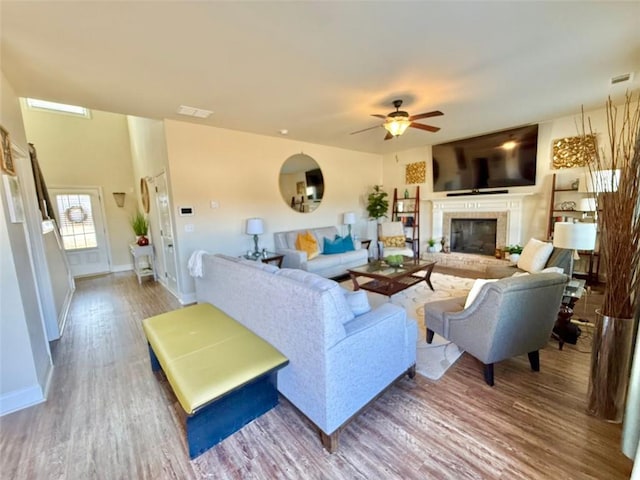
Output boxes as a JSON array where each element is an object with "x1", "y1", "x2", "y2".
[{"x1": 2, "y1": 1, "x2": 639, "y2": 154}]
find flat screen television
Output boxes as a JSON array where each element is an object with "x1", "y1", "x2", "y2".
[
  {"x1": 305, "y1": 168, "x2": 324, "y2": 200},
  {"x1": 432, "y1": 124, "x2": 538, "y2": 193}
]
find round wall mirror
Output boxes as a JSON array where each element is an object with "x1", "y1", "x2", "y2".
[{"x1": 279, "y1": 154, "x2": 324, "y2": 213}]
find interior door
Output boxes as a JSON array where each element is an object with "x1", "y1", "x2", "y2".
[
  {"x1": 50, "y1": 187, "x2": 110, "y2": 277},
  {"x1": 154, "y1": 172, "x2": 178, "y2": 294}
]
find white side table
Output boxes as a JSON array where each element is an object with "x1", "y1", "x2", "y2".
[{"x1": 130, "y1": 244, "x2": 156, "y2": 284}]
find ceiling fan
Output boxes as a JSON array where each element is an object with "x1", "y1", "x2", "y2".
[{"x1": 351, "y1": 99, "x2": 443, "y2": 140}]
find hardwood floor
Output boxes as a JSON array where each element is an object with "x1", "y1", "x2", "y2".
[{"x1": 1, "y1": 271, "x2": 633, "y2": 479}]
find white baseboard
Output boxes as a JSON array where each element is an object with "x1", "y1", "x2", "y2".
[
  {"x1": 179, "y1": 292, "x2": 197, "y2": 305},
  {"x1": 57, "y1": 286, "x2": 75, "y2": 338},
  {"x1": 0, "y1": 384, "x2": 45, "y2": 417},
  {"x1": 111, "y1": 263, "x2": 133, "y2": 273}
]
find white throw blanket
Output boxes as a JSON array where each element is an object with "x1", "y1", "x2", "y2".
[{"x1": 188, "y1": 250, "x2": 209, "y2": 278}]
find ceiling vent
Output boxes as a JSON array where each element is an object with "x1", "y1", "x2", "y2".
[
  {"x1": 610, "y1": 73, "x2": 633, "y2": 85},
  {"x1": 177, "y1": 105, "x2": 213, "y2": 118}
]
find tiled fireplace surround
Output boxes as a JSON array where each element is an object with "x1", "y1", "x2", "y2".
[{"x1": 424, "y1": 193, "x2": 530, "y2": 272}]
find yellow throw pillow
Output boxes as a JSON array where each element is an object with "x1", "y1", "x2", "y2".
[
  {"x1": 381, "y1": 235, "x2": 406, "y2": 248},
  {"x1": 295, "y1": 231, "x2": 320, "y2": 260}
]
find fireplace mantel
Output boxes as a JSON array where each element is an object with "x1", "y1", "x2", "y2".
[{"x1": 429, "y1": 193, "x2": 533, "y2": 248}]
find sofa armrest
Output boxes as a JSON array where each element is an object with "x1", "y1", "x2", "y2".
[{"x1": 276, "y1": 248, "x2": 307, "y2": 270}]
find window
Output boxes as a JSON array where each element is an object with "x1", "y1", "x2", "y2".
[
  {"x1": 55, "y1": 194, "x2": 97, "y2": 250},
  {"x1": 26, "y1": 98, "x2": 90, "y2": 118}
]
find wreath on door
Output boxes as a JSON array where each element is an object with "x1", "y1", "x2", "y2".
[{"x1": 65, "y1": 205, "x2": 87, "y2": 223}]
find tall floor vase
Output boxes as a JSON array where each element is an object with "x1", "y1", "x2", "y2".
[{"x1": 587, "y1": 310, "x2": 636, "y2": 422}]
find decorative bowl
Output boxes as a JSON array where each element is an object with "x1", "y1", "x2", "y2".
[{"x1": 384, "y1": 256, "x2": 404, "y2": 268}]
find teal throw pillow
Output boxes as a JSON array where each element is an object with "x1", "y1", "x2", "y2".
[
  {"x1": 323, "y1": 236, "x2": 346, "y2": 254},
  {"x1": 340, "y1": 234, "x2": 355, "y2": 252}
]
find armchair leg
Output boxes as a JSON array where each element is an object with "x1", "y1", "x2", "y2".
[
  {"x1": 528, "y1": 351, "x2": 540, "y2": 372},
  {"x1": 426, "y1": 329, "x2": 434, "y2": 344},
  {"x1": 483, "y1": 363, "x2": 495, "y2": 386}
]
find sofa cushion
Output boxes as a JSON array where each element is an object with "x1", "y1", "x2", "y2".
[
  {"x1": 340, "y1": 288, "x2": 371, "y2": 316},
  {"x1": 381, "y1": 235, "x2": 406, "y2": 248},
  {"x1": 464, "y1": 278, "x2": 499, "y2": 308},
  {"x1": 296, "y1": 231, "x2": 320, "y2": 260},
  {"x1": 517, "y1": 238, "x2": 554, "y2": 273},
  {"x1": 323, "y1": 235, "x2": 355, "y2": 254}
]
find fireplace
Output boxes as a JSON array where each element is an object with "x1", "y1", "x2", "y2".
[
  {"x1": 431, "y1": 193, "x2": 531, "y2": 253},
  {"x1": 450, "y1": 219, "x2": 497, "y2": 255}
]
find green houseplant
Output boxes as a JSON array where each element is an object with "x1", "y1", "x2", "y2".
[
  {"x1": 366, "y1": 185, "x2": 389, "y2": 222},
  {"x1": 131, "y1": 211, "x2": 149, "y2": 246}
]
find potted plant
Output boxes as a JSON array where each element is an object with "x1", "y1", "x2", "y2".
[
  {"x1": 505, "y1": 244, "x2": 523, "y2": 262},
  {"x1": 427, "y1": 238, "x2": 436, "y2": 252},
  {"x1": 366, "y1": 185, "x2": 389, "y2": 223},
  {"x1": 580, "y1": 93, "x2": 640, "y2": 422},
  {"x1": 131, "y1": 211, "x2": 149, "y2": 246}
]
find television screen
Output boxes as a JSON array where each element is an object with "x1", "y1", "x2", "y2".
[
  {"x1": 305, "y1": 168, "x2": 324, "y2": 200},
  {"x1": 432, "y1": 125, "x2": 538, "y2": 192}
]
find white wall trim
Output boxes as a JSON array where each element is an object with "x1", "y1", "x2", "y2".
[
  {"x1": 0, "y1": 384, "x2": 45, "y2": 417},
  {"x1": 111, "y1": 263, "x2": 133, "y2": 273},
  {"x1": 179, "y1": 292, "x2": 196, "y2": 305}
]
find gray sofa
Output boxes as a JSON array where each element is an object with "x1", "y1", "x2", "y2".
[
  {"x1": 195, "y1": 254, "x2": 417, "y2": 452},
  {"x1": 274, "y1": 226, "x2": 368, "y2": 278},
  {"x1": 424, "y1": 272, "x2": 567, "y2": 386},
  {"x1": 485, "y1": 247, "x2": 572, "y2": 278}
]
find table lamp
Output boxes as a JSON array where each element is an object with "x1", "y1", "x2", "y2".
[
  {"x1": 343, "y1": 212, "x2": 356, "y2": 236},
  {"x1": 552, "y1": 222, "x2": 597, "y2": 282},
  {"x1": 246, "y1": 218, "x2": 264, "y2": 257}
]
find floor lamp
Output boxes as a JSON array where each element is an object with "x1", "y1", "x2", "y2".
[{"x1": 552, "y1": 222, "x2": 597, "y2": 286}]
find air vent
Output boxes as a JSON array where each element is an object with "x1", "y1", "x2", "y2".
[
  {"x1": 177, "y1": 105, "x2": 213, "y2": 118},
  {"x1": 610, "y1": 73, "x2": 633, "y2": 85}
]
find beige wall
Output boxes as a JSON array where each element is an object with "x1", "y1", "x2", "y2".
[
  {"x1": 21, "y1": 107, "x2": 137, "y2": 269},
  {"x1": 163, "y1": 119, "x2": 382, "y2": 300}
]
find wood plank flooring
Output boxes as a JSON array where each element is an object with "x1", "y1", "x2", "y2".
[{"x1": 0, "y1": 271, "x2": 633, "y2": 479}]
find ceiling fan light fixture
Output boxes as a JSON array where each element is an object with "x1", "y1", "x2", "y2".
[{"x1": 384, "y1": 117, "x2": 411, "y2": 136}]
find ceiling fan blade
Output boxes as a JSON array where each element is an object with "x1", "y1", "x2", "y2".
[
  {"x1": 371, "y1": 114, "x2": 387, "y2": 119},
  {"x1": 410, "y1": 122, "x2": 441, "y2": 133},
  {"x1": 409, "y1": 110, "x2": 444, "y2": 121},
  {"x1": 384, "y1": 131, "x2": 393, "y2": 141},
  {"x1": 350, "y1": 125, "x2": 381, "y2": 135}
]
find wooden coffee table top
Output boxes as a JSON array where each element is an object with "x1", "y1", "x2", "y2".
[{"x1": 347, "y1": 257, "x2": 435, "y2": 297}]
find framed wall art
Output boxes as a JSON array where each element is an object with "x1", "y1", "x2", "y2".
[
  {"x1": 405, "y1": 161, "x2": 426, "y2": 184},
  {"x1": 552, "y1": 134, "x2": 597, "y2": 169},
  {"x1": 1, "y1": 125, "x2": 16, "y2": 176}
]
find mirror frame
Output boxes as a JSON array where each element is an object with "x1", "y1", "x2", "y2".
[{"x1": 279, "y1": 154, "x2": 324, "y2": 213}]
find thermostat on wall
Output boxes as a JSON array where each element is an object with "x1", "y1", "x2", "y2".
[{"x1": 178, "y1": 206, "x2": 194, "y2": 216}]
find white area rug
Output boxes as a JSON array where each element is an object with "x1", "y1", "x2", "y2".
[{"x1": 342, "y1": 272, "x2": 475, "y2": 381}]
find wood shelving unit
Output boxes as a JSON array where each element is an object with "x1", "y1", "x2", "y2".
[{"x1": 391, "y1": 186, "x2": 420, "y2": 258}]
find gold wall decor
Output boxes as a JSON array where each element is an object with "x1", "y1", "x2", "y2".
[
  {"x1": 405, "y1": 161, "x2": 426, "y2": 184},
  {"x1": 552, "y1": 134, "x2": 597, "y2": 169}
]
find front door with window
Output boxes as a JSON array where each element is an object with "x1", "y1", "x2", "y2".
[{"x1": 51, "y1": 187, "x2": 110, "y2": 277}]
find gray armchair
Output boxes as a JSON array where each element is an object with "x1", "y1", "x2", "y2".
[{"x1": 425, "y1": 272, "x2": 567, "y2": 386}]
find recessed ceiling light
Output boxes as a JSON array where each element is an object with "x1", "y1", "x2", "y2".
[
  {"x1": 177, "y1": 105, "x2": 213, "y2": 118},
  {"x1": 279, "y1": 129, "x2": 288, "y2": 135},
  {"x1": 610, "y1": 73, "x2": 633, "y2": 85}
]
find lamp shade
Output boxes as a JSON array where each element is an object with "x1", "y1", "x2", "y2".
[
  {"x1": 553, "y1": 222, "x2": 597, "y2": 251},
  {"x1": 384, "y1": 117, "x2": 411, "y2": 136},
  {"x1": 578, "y1": 198, "x2": 596, "y2": 212},
  {"x1": 343, "y1": 212, "x2": 356, "y2": 225},
  {"x1": 246, "y1": 218, "x2": 264, "y2": 235}
]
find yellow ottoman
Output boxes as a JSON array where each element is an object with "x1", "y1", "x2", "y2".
[{"x1": 143, "y1": 303, "x2": 288, "y2": 458}]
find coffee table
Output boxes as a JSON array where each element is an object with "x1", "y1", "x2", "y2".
[{"x1": 347, "y1": 257, "x2": 436, "y2": 297}]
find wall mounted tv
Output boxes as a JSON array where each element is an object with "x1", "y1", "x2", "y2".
[{"x1": 432, "y1": 124, "x2": 538, "y2": 193}]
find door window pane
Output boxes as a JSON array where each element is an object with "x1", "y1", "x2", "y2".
[{"x1": 55, "y1": 194, "x2": 98, "y2": 250}]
